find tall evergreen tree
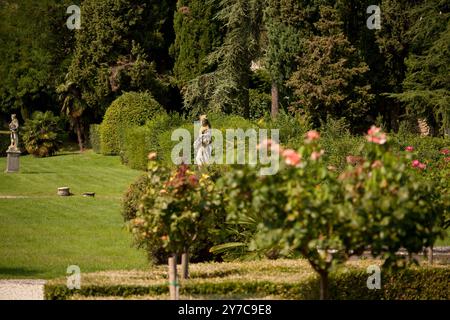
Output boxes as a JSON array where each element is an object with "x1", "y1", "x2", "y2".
[
  {"x1": 170, "y1": 0, "x2": 222, "y2": 87},
  {"x1": 264, "y1": 0, "x2": 307, "y2": 118},
  {"x1": 67, "y1": 0, "x2": 173, "y2": 116},
  {"x1": 287, "y1": 6, "x2": 373, "y2": 128},
  {"x1": 183, "y1": 0, "x2": 265, "y2": 117},
  {"x1": 392, "y1": 1, "x2": 450, "y2": 135},
  {"x1": 0, "y1": 0, "x2": 74, "y2": 118}
]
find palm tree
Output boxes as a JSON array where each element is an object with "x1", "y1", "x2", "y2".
[{"x1": 56, "y1": 80, "x2": 86, "y2": 152}]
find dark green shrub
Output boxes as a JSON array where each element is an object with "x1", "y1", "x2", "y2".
[
  {"x1": 258, "y1": 111, "x2": 312, "y2": 148},
  {"x1": 121, "y1": 113, "x2": 186, "y2": 170},
  {"x1": 22, "y1": 111, "x2": 63, "y2": 157},
  {"x1": 100, "y1": 91, "x2": 165, "y2": 155},
  {"x1": 122, "y1": 174, "x2": 150, "y2": 222},
  {"x1": 249, "y1": 89, "x2": 270, "y2": 120},
  {"x1": 390, "y1": 133, "x2": 449, "y2": 163},
  {"x1": 122, "y1": 126, "x2": 151, "y2": 170},
  {"x1": 0, "y1": 133, "x2": 9, "y2": 156},
  {"x1": 89, "y1": 124, "x2": 101, "y2": 153},
  {"x1": 320, "y1": 118, "x2": 365, "y2": 171}
]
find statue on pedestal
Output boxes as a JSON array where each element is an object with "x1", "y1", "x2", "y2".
[
  {"x1": 8, "y1": 114, "x2": 19, "y2": 152},
  {"x1": 5, "y1": 114, "x2": 20, "y2": 173}
]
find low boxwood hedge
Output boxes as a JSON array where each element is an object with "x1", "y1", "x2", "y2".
[{"x1": 44, "y1": 267, "x2": 450, "y2": 300}]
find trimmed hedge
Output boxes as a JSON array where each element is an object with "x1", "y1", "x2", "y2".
[
  {"x1": 122, "y1": 113, "x2": 185, "y2": 169},
  {"x1": 44, "y1": 267, "x2": 450, "y2": 300},
  {"x1": 89, "y1": 124, "x2": 101, "y2": 153},
  {"x1": 120, "y1": 113, "x2": 255, "y2": 170},
  {"x1": 100, "y1": 91, "x2": 165, "y2": 155}
]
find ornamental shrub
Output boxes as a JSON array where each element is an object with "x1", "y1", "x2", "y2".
[
  {"x1": 100, "y1": 91, "x2": 165, "y2": 155},
  {"x1": 22, "y1": 111, "x2": 63, "y2": 157},
  {"x1": 89, "y1": 124, "x2": 101, "y2": 153},
  {"x1": 218, "y1": 126, "x2": 446, "y2": 299},
  {"x1": 126, "y1": 160, "x2": 224, "y2": 264}
]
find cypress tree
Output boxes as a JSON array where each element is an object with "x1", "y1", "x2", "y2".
[
  {"x1": 392, "y1": 1, "x2": 450, "y2": 135},
  {"x1": 287, "y1": 6, "x2": 373, "y2": 128},
  {"x1": 170, "y1": 0, "x2": 222, "y2": 87}
]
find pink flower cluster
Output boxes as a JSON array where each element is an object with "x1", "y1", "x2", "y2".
[
  {"x1": 366, "y1": 126, "x2": 387, "y2": 145},
  {"x1": 412, "y1": 160, "x2": 426, "y2": 170},
  {"x1": 258, "y1": 130, "x2": 324, "y2": 167},
  {"x1": 405, "y1": 146, "x2": 414, "y2": 152},
  {"x1": 441, "y1": 149, "x2": 449, "y2": 155}
]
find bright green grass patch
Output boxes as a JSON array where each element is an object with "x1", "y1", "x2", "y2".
[{"x1": 0, "y1": 151, "x2": 148, "y2": 279}]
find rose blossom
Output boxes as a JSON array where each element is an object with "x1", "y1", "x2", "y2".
[
  {"x1": 418, "y1": 162, "x2": 427, "y2": 170},
  {"x1": 282, "y1": 149, "x2": 301, "y2": 166},
  {"x1": 405, "y1": 146, "x2": 414, "y2": 152},
  {"x1": 440, "y1": 149, "x2": 449, "y2": 155},
  {"x1": 412, "y1": 160, "x2": 420, "y2": 168},
  {"x1": 257, "y1": 139, "x2": 281, "y2": 153},
  {"x1": 311, "y1": 149, "x2": 325, "y2": 161},
  {"x1": 366, "y1": 126, "x2": 387, "y2": 145},
  {"x1": 305, "y1": 130, "x2": 320, "y2": 142}
]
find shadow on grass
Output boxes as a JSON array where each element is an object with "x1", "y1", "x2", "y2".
[{"x1": 0, "y1": 267, "x2": 44, "y2": 278}]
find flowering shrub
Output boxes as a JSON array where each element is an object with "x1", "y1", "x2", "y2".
[
  {"x1": 340, "y1": 128, "x2": 445, "y2": 267},
  {"x1": 128, "y1": 158, "x2": 221, "y2": 265},
  {"x1": 218, "y1": 127, "x2": 447, "y2": 299}
]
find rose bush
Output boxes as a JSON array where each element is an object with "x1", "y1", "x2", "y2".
[
  {"x1": 217, "y1": 127, "x2": 447, "y2": 299},
  {"x1": 128, "y1": 158, "x2": 222, "y2": 267}
]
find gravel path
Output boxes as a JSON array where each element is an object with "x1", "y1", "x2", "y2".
[{"x1": 0, "y1": 280, "x2": 46, "y2": 300}]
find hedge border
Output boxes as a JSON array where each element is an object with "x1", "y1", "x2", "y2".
[{"x1": 44, "y1": 267, "x2": 450, "y2": 300}]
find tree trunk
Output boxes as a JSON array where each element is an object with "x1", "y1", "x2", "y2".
[
  {"x1": 75, "y1": 118, "x2": 84, "y2": 152},
  {"x1": 181, "y1": 250, "x2": 189, "y2": 280},
  {"x1": 271, "y1": 81, "x2": 279, "y2": 119},
  {"x1": 428, "y1": 246, "x2": 433, "y2": 265},
  {"x1": 319, "y1": 271, "x2": 329, "y2": 300},
  {"x1": 168, "y1": 254, "x2": 178, "y2": 300}
]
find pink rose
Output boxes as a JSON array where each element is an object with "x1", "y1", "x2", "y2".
[
  {"x1": 405, "y1": 146, "x2": 414, "y2": 152},
  {"x1": 282, "y1": 149, "x2": 301, "y2": 166},
  {"x1": 257, "y1": 139, "x2": 281, "y2": 153},
  {"x1": 418, "y1": 163, "x2": 427, "y2": 170},
  {"x1": 440, "y1": 149, "x2": 449, "y2": 155},
  {"x1": 311, "y1": 149, "x2": 325, "y2": 161},
  {"x1": 412, "y1": 160, "x2": 420, "y2": 168},
  {"x1": 305, "y1": 130, "x2": 320, "y2": 142},
  {"x1": 366, "y1": 126, "x2": 387, "y2": 145}
]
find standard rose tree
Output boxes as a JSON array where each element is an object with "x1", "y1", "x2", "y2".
[{"x1": 218, "y1": 127, "x2": 446, "y2": 299}]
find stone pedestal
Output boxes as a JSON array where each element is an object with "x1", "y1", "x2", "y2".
[{"x1": 5, "y1": 149, "x2": 21, "y2": 173}]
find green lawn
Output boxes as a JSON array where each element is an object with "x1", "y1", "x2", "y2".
[{"x1": 0, "y1": 151, "x2": 148, "y2": 279}]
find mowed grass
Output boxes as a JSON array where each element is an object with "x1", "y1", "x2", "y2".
[{"x1": 0, "y1": 151, "x2": 149, "y2": 279}]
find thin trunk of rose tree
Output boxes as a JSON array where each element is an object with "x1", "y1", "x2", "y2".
[
  {"x1": 168, "y1": 255, "x2": 179, "y2": 300},
  {"x1": 271, "y1": 81, "x2": 279, "y2": 119},
  {"x1": 181, "y1": 250, "x2": 189, "y2": 280},
  {"x1": 319, "y1": 271, "x2": 329, "y2": 300},
  {"x1": 428, "y1": 246, "x2": 433, "y2": 265}
]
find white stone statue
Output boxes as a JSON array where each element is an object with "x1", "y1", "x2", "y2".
[
  {"x1": 8, "y1": 114, "x2": 19, "y2": 151},
  {"x1": 194, "y1": 115, "x2": 212, "y2": 166}
]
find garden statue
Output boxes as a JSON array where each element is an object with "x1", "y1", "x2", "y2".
[
  {"x1": 5, "y1": 114, "x2": 20, "y2": 173},
  {"x1": 194, "y1": 115, "x2": 212, "y2": 166},
  {"x1": 8, "y1": 114, "x2": 19, "y2": 151}
]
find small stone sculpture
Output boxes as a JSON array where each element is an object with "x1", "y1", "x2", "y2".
[{"x1": 8, "y1": 114, "x2": 19, "y2": 152}]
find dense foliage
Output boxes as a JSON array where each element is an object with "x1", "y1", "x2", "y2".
[
  {"x1": 99, "y1": 91, "x2": 164, "y2": 155},
  {"x1": 22, "y1": 111, "x2": 63, "y2": 157}
]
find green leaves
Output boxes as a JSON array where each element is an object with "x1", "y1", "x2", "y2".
[{"x1": 22, "y1": 111, "x2": 63, "y2": 157}]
